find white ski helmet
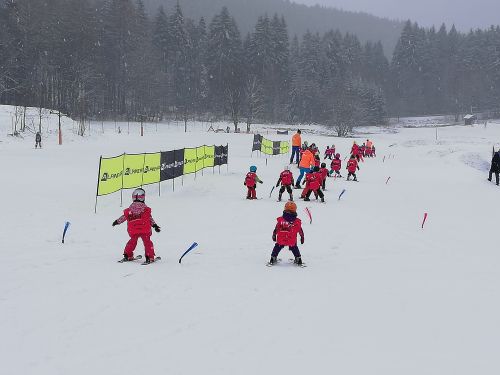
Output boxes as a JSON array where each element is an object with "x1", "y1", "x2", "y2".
[{"x1": 132, "y1": 188, "x2": 146, "y2": 202}]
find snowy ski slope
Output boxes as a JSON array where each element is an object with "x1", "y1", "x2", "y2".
[{"x1": 1, "y1": 105, "x2": 499, "y2": 375}]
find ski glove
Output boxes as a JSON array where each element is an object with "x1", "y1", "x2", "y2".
[
  {"x1": 112, "y1": 220, "x2": 119, "y2": 227},
  {"x1": 259, "y1": 181, "x2": 263, "y2": 184},
  {"x1": 153, "y1": 224, "x2": 161, "y2": 233},
  {"x1": 300, "y1": 237, "x2": 304, "y2": 245},
  {"x1": 272, "y1": 234, "x2": 277, "y2": 242},
  {"x1": 357, "y1": 166, "x2": 360, "y2": 171}
]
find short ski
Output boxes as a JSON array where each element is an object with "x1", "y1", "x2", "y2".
[
  {"x1": 141, "y1": 256, "x2": 162, "y2": 265},
  {"x1": 289, "y1": 259, "x2": 307, "y2": 268},
  {"x1": 118, "y1": 255, "x2": 142, "y2": 263}
]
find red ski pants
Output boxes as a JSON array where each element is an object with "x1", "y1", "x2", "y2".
[
  {"x1": 124, "y1": 234, "x2": 155, "y2": 259},
  {"x1": 247, "y1": 186, "x2": 257, "y2": 199}
]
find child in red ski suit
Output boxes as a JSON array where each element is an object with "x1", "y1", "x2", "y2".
[
  {"x1": 302, "y1": 167, "x2": 324, "y2": 202},
  {"x1": 330, "y1": 153, "x2": 342, "y2": 177},
  {"x1": 346, "y1": 155, "x2": 360, "y2": 181},
  {"x1": 319, "y1": 163, "x2": 329, "y2": 190},
  {"x1": 351, "y1": 142, "x2": 364, "y2": 162},
  {"x1": 276, "y1": 166, "x2": 294, "y2": 201},
  {"x1": 244, "y1": 166, "x2": 263, "y2": 199},
  {"x1": 324, "y1": 145, "x2": 335, "y2": 160},
  {"x1": 269, "y1": 202, "x2": 305, "y2": 266},
  {"x1": 113, "y1": 188, "x2": 161, "y2": 263}
]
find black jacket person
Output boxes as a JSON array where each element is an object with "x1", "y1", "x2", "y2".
[{"x1": 488, "y1": 151, "x2": 500, "y2": 185}]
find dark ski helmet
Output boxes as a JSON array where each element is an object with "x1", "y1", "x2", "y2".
[
  {"x1": 250, "y1": 165, "x2": 257, "y2": 173},
  {"x1": 321, "y1": 163, "x2": 326, "y2": 168},
  {"x1": 132, "y1": 188, "x2": 146, "y2": 202},
  {"x1": 335, "y1": 153, "x2": 340, "y2": 158},
  {"x1": 313, "y1": 166, "x2": 320, "y2": 172}
]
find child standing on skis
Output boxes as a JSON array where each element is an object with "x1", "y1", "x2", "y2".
[
  {"x1": 319, "y1": 162, "x2": 329, "y2": 190},
  {"x1": 268, "y1": 202, "x2": 305, "y2": 266},
  {"x1": 324, "y1": 145, "x2": 335, "y2": 160},
  {"x1": 330, "y1": 153, "x2": 342, "y2": 177},
  {"x1": 244, "y1": 165, "x2": 263, "y2": 199},
  {"x1": 112, "y1": 188, "x2": 161, "y2": 264},
  {"x1": 346, "y1": 155, "x2": 360, "y2": 181},
  {"x1": 276, "y1": 166, "x2": 294, "y2": 201},
  {"x1": 302, "y1": 166, "x2": 324, "y2": 202}
]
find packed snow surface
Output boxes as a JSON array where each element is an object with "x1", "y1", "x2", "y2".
[{"x1": 1, "y1": 106, "x2": 499, "y2": 375}]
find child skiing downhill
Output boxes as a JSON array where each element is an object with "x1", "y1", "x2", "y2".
[
  {"x1": 276, "y1": 166, "x2": 294, "y2": 201},
  {"x1": 330, "y1": 153, "x2": 342, "y2": 177},
  {"x1": 244, "y1": 165, "x2": 263, "y2": 199},
  {"x1": 268, "y1": 202, "x2": 305, "y2": 266},
  {"x1": 113, "y1": 188, "x2": 161, "y2": 264},
  {"x1": 346, "y1": 155, "x2": 360, "y2": 181},
  {"x1": 319, "y1": 163, "x2": 329, "y2": 190}
]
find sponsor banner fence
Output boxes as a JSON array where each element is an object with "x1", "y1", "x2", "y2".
[
  {"x1": 95, "y1": 144, "x2": 228, "y2": 211},
  {"x1": 251, "y1": 134, "x2": 289, "y2": 156}
]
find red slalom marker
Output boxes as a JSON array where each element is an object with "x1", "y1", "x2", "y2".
[
  {"x1": 421, "y1": 213, "x2": 428, "y2": 229},
  {"x1": 304, "y1": 207, "x2": 312, "y2": 224}
]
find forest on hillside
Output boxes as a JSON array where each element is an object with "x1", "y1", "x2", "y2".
[{"x1": 1, "y1": 0, "x2": 500, "y2": 134}]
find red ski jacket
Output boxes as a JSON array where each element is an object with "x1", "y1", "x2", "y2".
[
  {"x1": 116, "y1": 202, "x2": 157, "y2": 236},
  {"x1": 351, "y1": 144, "x2": 359, "y2": 156},
  {"x1": 319, "y1": 168, "x2": 329, "y2": 181},
  {"x1": 331, "y1": 158, "x2": 341, "y2": 171},
  {"x1": 245, "y1": 172, "x2": 257, "y2": 187},
  {"x1": 275, "y1": 216, "x2": 304, "y2": 246},
  {"x1": 347, "y1": 159, "x2": 358, "y2": 173},
  {"x1": 305, "y1": 173, "x2": 321, "y2": 190},
  {"x1": 278, "y1": 170, "x2": 294, "y2": 186}
]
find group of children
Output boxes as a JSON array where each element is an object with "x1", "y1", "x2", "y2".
[{"x1": 111, "y1": 137, "x2": 374, "y2": 267}]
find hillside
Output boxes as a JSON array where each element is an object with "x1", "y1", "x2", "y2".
[{"x1": 143, "y1": 0, "x2": 404, "y2": 55}]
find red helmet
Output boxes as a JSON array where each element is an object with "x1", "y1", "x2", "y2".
[{"x1": 132, "y1": 188, "x2": 145, "y2": 202}]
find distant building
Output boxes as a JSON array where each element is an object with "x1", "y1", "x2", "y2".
[{"x1": 464, "y1": 114, "x2": 477, "y2": 125}]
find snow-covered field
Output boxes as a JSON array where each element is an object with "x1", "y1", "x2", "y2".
[{"x1": 1, "y1": 105, "x2": 500, "y2": 375}]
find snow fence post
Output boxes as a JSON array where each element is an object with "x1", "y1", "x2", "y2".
[
  {"x1": 94, "y1": 156, "x2": 102, "y2": 213},
  {"x1": 120, "y1": 153, "x2": 125, "y2": 207}
]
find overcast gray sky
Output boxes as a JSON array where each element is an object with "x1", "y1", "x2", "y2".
[{"x1": 295, "y1": 0, "x2": 500, "y2": 30}]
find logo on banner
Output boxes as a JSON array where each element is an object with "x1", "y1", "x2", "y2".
[
  {"x1": 161, "y1": 161, "x2": 184, "y2": 170},
  {"x1": 101, "y1": 171, "x2": 122, "y2": 182}
]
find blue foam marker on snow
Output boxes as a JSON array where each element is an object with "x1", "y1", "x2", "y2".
[
  {"x1": 179, "y1": 242, "x2": 199, "y2": 264},
  {"x1": 338, "y1": 189, "x2": 346, "y2": 201},
  {"x1": 62, "y1": 221, "x2": 71, "y2": 243}
]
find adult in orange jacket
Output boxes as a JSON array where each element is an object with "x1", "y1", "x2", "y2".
[
  {"x1": 296, "y1": 147, "x2": 315, "y2": 188},
  {"x1": 290, "y1": 130, "x2": 302, "y2": 165}
]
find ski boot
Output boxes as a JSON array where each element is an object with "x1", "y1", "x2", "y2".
[
  {"x1": 321, "y1": 197, "x2": 325, "y2": 203},
  {"x1": 294, "y1": 256, "x2": 303, "y2": 266},
  {"x1": 144, "y1": 256, "x2": 155, "y2": 264},
  {"x1": 267, "y1": 256, "x2": 278, "y2": 267}
]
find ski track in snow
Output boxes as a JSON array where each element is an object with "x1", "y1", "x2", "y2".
[{"x1": 1, "y1": 105, "x2": 500, "y2": 375}]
